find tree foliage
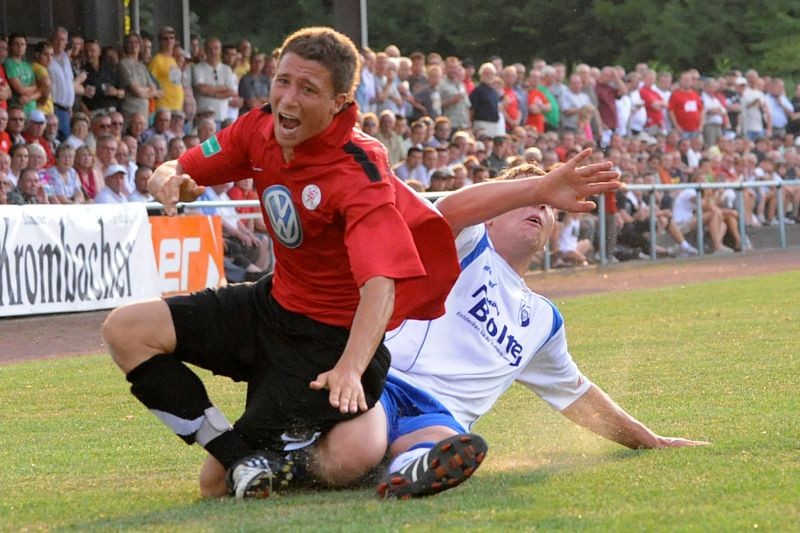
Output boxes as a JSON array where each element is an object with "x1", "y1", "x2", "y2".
[{"x1": 189, "y1": 0, "x2": 800, "y2": 77}]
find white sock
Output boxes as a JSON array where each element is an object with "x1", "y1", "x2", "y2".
[
  {"x1": 680, "y1": 241, "x2": 692, "y2": 250},
  {"x1": 388, "y1": 445, "x2": 431, "y2": 473}
]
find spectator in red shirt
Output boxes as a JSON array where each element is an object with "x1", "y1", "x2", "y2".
[
  {"x1": 669, "y1": 71, "x2": 704, "y2": 140},
  {"x1": 0, "y1": 108, "x2": 11, "y2": 153},
  {"x1": 501, "y1": 66, "x2": 521, "y2": 132},
  {"x1": 595, "y1": 66, "x2": 625, "y2": 146},
  {"x1": 640, "y1": 69, "x2": 667, "y2": 135},
  {"x1": 0, "y1": 40, "x2": 12, "y2": 110},
  {"x1": 525, "y1": 69, "x2": 550, "y2": 134},
  {"x1": 227, "y1": 177, "x2": 267, "y2": 233}
]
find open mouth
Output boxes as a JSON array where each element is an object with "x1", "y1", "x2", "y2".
[
  {"x1": 279, "y1": 113, "x2": 301, "y2": 131},
  {"x1": 525, "y1": 213, "x2": 543, "y2": 228}
]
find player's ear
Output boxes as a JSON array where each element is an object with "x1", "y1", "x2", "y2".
[{"x1": 332, "y1": 94, "x2": 347, "y2": 114}]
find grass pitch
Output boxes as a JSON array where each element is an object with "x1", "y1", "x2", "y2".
[{"x1": 1, "y1": 270, "x2": 798, "y2": 531}]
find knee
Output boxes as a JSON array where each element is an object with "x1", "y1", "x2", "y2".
[
  {"x1": 313, "y1": 439, "x2": 385, "y2": 487},
  {"x1": 102, "y1": 299, "x2": 175, "y2": 371},
  {"x1": 102, "y1": 305, "x2": 133, "y2": 361},
  {"x1": 312, "y1": 410, "x2": 388, "y2": 486}
]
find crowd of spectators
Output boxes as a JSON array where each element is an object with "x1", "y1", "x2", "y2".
[
  {"x1": 0, "y1": 27, "x2": 276, "y2": 279},
  {"x1": 1, "y1": 27, "x2": 799, "y2": 269},
  {"x1": 352, "y1": 48, "x2": 800, "y2": 263}
]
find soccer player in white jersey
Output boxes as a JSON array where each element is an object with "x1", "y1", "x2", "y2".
[
  {"x1": 305, "y1": 163, "x2": 708, "y2": 499},
  {"x1": 199, "y1": 152, "x2": 706, "y2": 498}
]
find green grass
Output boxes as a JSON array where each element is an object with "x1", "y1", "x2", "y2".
[{"x1": 1, "y1": 271, "x2": 799, "y2": 531}]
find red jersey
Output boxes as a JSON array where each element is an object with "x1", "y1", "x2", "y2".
[
  {"x1": 0, "y1": 131, "x2": 11, "y2": 154},
  {"x1": 595, "y1": 82, "x2": 618, "y2": 130},
  {"x1": 464, "y1": 76, "x2": 475, "y2": 95},
  {"x1": 669, "y1": 90, "x2": 703, "y2": 132},
  {"x1": 227, "y1": 185, "x2": 259, "y2": 215},
  {"x1": 503, "y1": 87, "x2": 520, "y2": 131},
  {"x1": 640, "y1": 85, "x2": 665, "y2": 128},
  {"x1": 525, "y1": 88, "x2": 547, "y2": 133},
  {"x1": 0, "y1": 66, "x2": 8, "y2": 111},
  {"x1": 179, "y1": 104, "x2": 459, "y2": 329}
]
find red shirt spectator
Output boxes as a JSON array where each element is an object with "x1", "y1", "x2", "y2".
[
  {"x1": 0, "y1": 65, "x2": 9, "y2": 110},
  {"x1": 503, "y1": 86, "x2": 520, "y2": 131},
  {"x1": 0, "y1": 107, "x2": 10, "y2": 153},
  {"x1": 526, "y1": 86, "x2": 548, "y2": 133},
  {"x1": 640, "y1": 84, "x2": 665, "y2": 129},
  {"x1": 669, "y1": 90, "x2": 703, "y2": 132},
  {"x1": 669, "y1": 72, "x2": 704, "y2": 133}
]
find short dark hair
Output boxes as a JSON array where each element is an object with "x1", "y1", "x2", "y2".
[{"x1": 279, "y1": 27, "x2": 361, "y2": 100}]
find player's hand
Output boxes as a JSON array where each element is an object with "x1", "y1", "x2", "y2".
[
  {"x1": 536, "y1": 148, "x2": 620, "y2": 213},
  {"x1": 151, "y1": 172, "x2": 205, "y2": 216},
  {"x1": 653, "y1": 436, "x2": 710, "y2": 448},
  {"x1": 309, "y1": 365, "x2": 368, "y2": 414}
]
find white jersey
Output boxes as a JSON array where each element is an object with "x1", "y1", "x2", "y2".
[
  {"x1": 672, "y1": 188, "x2": 697, "y2": 226},
  {"x1": 385, "y1": 223, "x2": 591, "y2": 431},
  {"x1": 557, "y1": 217, "x2": 581, "y2": 253}
]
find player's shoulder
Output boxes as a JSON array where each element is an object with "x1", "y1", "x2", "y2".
[
  {"x1": 341, "y1": 129, "x2": 393, "y2": 184},
  {"x1": 533, "y1": 293, "x2": 564, "y2": 337},
  {"x1": 229, "y1": 104, "x2": 274, "y2": 133}
]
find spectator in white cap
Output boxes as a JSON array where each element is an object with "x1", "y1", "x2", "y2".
[
  {"x1": 94, "y1": 163, "x2": 128, "y2": 204},
  {"x1": 23, "y1": 109, "x2": 56, "y2": 166}
]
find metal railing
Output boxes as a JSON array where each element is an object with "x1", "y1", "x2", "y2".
[
  {"x1": 146, "y1": 179, "x2": 800, "y2": 270},
  {"x1": 593, "y1": 179, "x2": 800, "y2": 265}
]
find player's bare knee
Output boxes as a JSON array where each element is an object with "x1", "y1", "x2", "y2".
[{"x1": 103, "y1": 300, "x2": 176, "y2": 372}]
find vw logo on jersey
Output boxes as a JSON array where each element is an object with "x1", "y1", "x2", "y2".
[{"x1": 263, "y1": 185, "x2": 303, "y2": 248}]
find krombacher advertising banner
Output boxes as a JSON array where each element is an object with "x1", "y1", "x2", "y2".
[{"x1": 0, "y1": 204, "x2": 160, "y2": 317}]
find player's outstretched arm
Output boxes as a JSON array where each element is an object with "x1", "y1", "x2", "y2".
[
  {"x1": 560, "y1": 385, "x2": 710, "y2": 449},
  {"x1": 148, "y1": 160, "x2": 206, "y2": 216},
  {"x1": 437, "y1": 148, "x2": 620, "y2": 235}
]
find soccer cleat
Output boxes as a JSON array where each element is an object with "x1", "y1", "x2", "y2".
[
  {"x1": 376, "y1": 433, "x2": 488, "y2": 500},
  {"x1": 226, "y1": 451, "x2": 295, "y2": 499}
]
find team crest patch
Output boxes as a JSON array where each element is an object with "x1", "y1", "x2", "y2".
[
  {"x1": 263, "y1": 185, "x2": 303, "y2": 248},
  {"x1": 301, "y1": 184, "x2": 322, "y2": 211},
  {"x1": 518, "y1": 301, "x2": 531, "y2": 327},
  {"x1": 200, "y1": 135, "x2": 222, "y2": 157}
]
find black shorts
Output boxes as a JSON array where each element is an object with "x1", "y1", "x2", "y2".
[{"x1": 166, "y1": 275, "x2": 390, "y2": 450}]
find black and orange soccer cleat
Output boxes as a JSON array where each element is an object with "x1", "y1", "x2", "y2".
[{"x1": 376, "y1": 433, "x2": 488, "y2": 500}]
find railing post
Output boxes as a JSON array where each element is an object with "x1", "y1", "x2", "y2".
[
  {"x1": 695, "y1": 184, "x2": 704, "y2": 255},
  {"x1": 598, "y1": 194, "x2": 607, "y2": 265},
  {"x1": 649, "y1": 187, "x2": 657, "y2": 260},
  {"x1": 736, "y1": 187, "x2": 747, "y2": 252},
  {"x1": 543, "y1": 242, "x2": 551, "y2": 271},
  {"x1": 776, "y1": 181, "x2": 787, "y2": 248}
]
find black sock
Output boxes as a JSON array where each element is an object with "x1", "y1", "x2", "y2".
[
  {"x1": 127, "y1": 354, "x2": 257, "y2": 468},
  {"x1": 126, "y1": 354, "x2": 212, "y2": 444},
  {"x1": 205, "y1": 431, "x2": 258, "y2": 470}
]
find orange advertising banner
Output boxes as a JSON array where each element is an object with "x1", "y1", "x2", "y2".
[{"x1": 149, "y1": 215, "x2": 225, "y2": 296}]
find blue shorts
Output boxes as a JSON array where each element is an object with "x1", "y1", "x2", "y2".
[{"x1": 380, "y1": 373, "x2": 466, "y2": 444}]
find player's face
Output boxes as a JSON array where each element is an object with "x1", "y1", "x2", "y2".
[
  {"x1": 488, "y1": 204, "x2": 555, "y2": 254},
  {"x1": 270, "y1": 52, "x2": 346, "y2": 153}
]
